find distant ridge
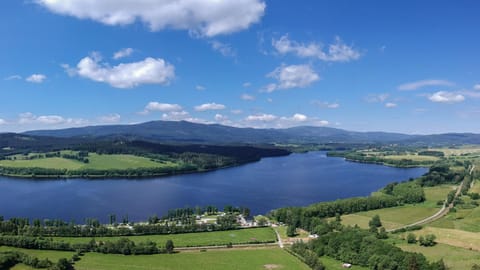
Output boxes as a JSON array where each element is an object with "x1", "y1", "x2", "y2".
[{"x1": 21, "y1": 120, "x2": 480, "y2": 145}]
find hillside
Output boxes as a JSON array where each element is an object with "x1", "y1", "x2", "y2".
[{"x1": 22, "y1": 120, "x2": 480, "y2": 145}]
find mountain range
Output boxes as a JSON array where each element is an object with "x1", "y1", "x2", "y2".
[{"x1": 18, "y1": 120, "x2": 480, "y2": 146}]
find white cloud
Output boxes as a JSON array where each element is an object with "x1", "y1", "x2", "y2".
[
  {"x1": 272, "y1": 35, "x2": 361, "y2": 62},
  {"x1": 98, "y1": 113, "x2": 121, "y2": 123},
  {"x1": 18, "y1": 112, "x2": 87, "y2": 126},
  {"x1": 214, "y1": 114, "x2": 228, "y2": 121},
  {"x1": 243, "y1": 82, "x2": 251, "y2": 88},
  {"x1": 194, "y1": 102, "x2": 226, "y2": 111},
  {"x1": 0, "y1": 119, "x2": 6, "y2": 125},
  {"x1": 245, "y1": 113, "x2": 277, "y2": 122},
  {"x1": 142, "y1": 102, "x2": 183, "y2": 114},
  {"x1": 162, "y1": 110, "x2": 190, "y2": 121},
  {"x1": 428, "y1": 91, "x2": 465, "y2": 103},
  {"x1": 4, "y1": 75, "x2": 21, "y2": 80},
  {"x1": 195, "y1": 85, "x2": 206, "y2": 91},
  {"x1": 26, "y1": 74, "x2": 46, "y2": 83},
  {"x1": 385, "y1": 102, "x2": 397, "y2": 108},
  {"x1": 241, "y1": 94, "x2": 255, "y2": 101},
  {"x1": 210, "y1": 41, "x2": 236, "y2": 57},
  {"x1": 312, "y1": 100, "x2": 339, "y2": 109},
  {"x1": 35, "y1": 0, "x2": 266, "y2": 37},
  {"x1": 397, "y1": 79, "x2": 454, "y2": 91},
  {"x1": 231, "y1": 109, "x2": 243, "y2": 114},
  {"x1": 317, "y1": 120, "x2": 329, "y2": 126},
  {"x1": 264, "y1": 64, "x2": 320, "y2": 92},
  {"x1": 290, "y1": 113, "x2": 307, "y2": 122},
  {"x1": 113, "y1": 48, "x2": 134, "y2": 59},
  {"x1": 365, "y1": 93, "x2": 389, "y2": 103},
  {"x1": 474, "y1": 84, "x2": 480, "y2": 90},
  {"x1": 72, "y1": 53, "x2": 175, "y2": 88}
]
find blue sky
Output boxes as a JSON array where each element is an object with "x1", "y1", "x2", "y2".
[{"x1": 1, "y1": 0, "x2": 480, "y2": 134}]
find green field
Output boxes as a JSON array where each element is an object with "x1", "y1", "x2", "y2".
[
  {"x1": 0, "y1": 153, "x2": 178, "y2": 171},
  {"x1": 340, "y1": 185, "x2": 454, "y2": 230},
  {"x1": 382, "y1": 154, "x2": 439, "y2": 162},
  {"x1": 397, "y1": 243, "x2": 480, "y2": 270},
  {"x1": 53, "y1": 227, "x2": 277, "y2": 247},
  {"x1": 73, "y1": 248, "x2": 309, "y2": 270},
  {"x1": 0, "y1": 246, "x2": 74, "y2": 261}
]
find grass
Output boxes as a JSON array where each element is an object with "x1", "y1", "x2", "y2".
[
  {"x1": 53, "y1": 227, "x2": 277, "y2": 247},
  {"x1": 0, "y1": 153, "x2": 179, "y2": 171},
  {"x1": 340, "y1": 185, "x2": 454, "y2": 230},
  {"x1": 382, "y1": 155, "x2": 439, "y2": 162},
  {"x1": 73, "y1": 248, "x2": 310, "y2": 270},
  {"x1": 320, "y1": 256, "x2": 368, "y2": 270},
  {"x1": 430, "y1": 203, "x2": 480, "y2": 232},
  {"x1": 396, "y1": 242, "x2": 480, "y2": 269},
  {"x1": 403, "y1": 226, "x2": 480, "y2": 251},
  {"x1": 0, "y1": 246, "x2": 74, "y2": 261}
]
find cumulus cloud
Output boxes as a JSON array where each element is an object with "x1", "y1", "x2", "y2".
[
  {"x1": 35, "y1": 0, "x2": 266, "y2": 37},
  {"x1": 428, "y1": 91, "x2": 465, "y2": 103},
  {"x1": 98, "y1": 113, "x2": 121, "y2": 123},
  {"x1": 210, "y1": 41, "x2": 236, "y2": 57},
  {"x1": 18, "y1": 112, "x2": 86, "y2": 126},
  {"x1": 272, "y1": 35, "x2": 361, "y2": 62},
  {"x1": 474, "y1": 84, "x2": 480, "y2": 90},
  {"x1": 26, "y1": 74, "x2": 46, "y2": 83},
  {"x1": 245, "y1": 113, "x2": 277, "y2": 122},
  {"x1": 4, "y1": 75, "x2": 22, "y2": 80},
  {"x1": 0, "y1": 119, "x2": 6, "y2": 125},
  {"x1": 162, "y1": 110, "x2": 190, "y2": 121},
  {"x1": 71, "y1": 52, "x2": 175, "y2": 88},
  {"x1": 113, "y1": 48, "x2": 134, "y2": 59},
  {"x1": 397, "y1": 79, "x2": 454, "y2": 91},
  {"x1": 142, "y1": 102, "x2": 183, "y2": 114},
  {"x1": 195, "y1": 85, "x2": 206, "y2": 91},
  {"x1": 385, "y1": 102, "x2": 397, "y2": 108},
  {"x1": 287, "y1": 113, "x2": 307, "y2": 122},
  {"x1": 241, "y1": 94, "x2": 255, "y2": 101},
  {"x1": 194, "y1": 102, "x2": 226, "y2": 111},
  {"x1": 231, "y1": 109, "x2": 243, "y2": 115},
  {"x1": 264, "y1": 64, "x2": 319, "y2": 92}
]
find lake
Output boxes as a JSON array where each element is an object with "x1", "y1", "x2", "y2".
[{"x1": 0, "y1": 152, "x2": 427, "y2": 222}]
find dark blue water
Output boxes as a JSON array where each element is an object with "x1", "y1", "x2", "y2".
[{"x1": 0, "y1": 152, "x2": 427, "y2": 222}]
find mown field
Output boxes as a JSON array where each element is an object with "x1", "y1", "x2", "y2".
[
  {"x1": 53, "y1": 227, "x2": 277, "y2": 247},
  {"x1": 0, "y1": 153, "x2": 178, "y2": 170},
  {"x1": 396, "y1": 242, "x2": 480, "y2": 270},
  {"x1": 0, "y1": 246, "x2": 309, "y2": 270},
  {"x1": 74, "y1": 248, "x2": 309, "y2": 270},
  {"x1": 340, "y1": 185, "x2": 454, "y2": 230}
]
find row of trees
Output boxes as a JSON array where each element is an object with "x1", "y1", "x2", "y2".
[
  {"x1": 0, "y1": 251, "x2": 73, "y2": 270},
  {"x1": 271, "y1": 180, "x2": 426, "y2": 230},
  {"x1": 0, "y1": 235, "x2": 174, "y2": 255}
]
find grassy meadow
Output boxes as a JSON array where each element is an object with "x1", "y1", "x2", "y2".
[
  {"x1": 0, "y1": 152, "x2": 178, "y2": 171},
  {"x1": 53, "y1": 227, "x2": 277, "y2": 247},
  {"x1": 73, "y1": 248, "x2": 309, "y2": 270},
  {"x1": 340, "y1": 185, "x2": 454, "y2": 230}
]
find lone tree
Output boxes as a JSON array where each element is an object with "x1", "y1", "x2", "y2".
[
  {"x1": 286, "y1": 225, "x2": 296, "y2": 237},
  {"x1": 165, "y1": 240, "x2": 175, "y2": 254},
  {"x1": 407, "y1": 233, "x2": 417, "y2": 244},
  {"x1": 369, "y1": 215, "x2": 382, "y2": 233}
]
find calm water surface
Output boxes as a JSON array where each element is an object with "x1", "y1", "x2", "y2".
[{"x1": 0, "y1": 152, "x2": 427, "y2": 222}]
